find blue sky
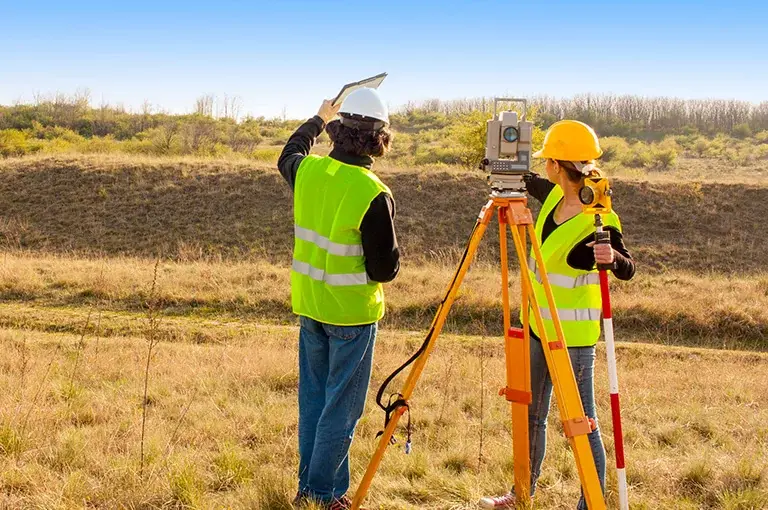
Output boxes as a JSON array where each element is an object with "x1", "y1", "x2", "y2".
[{"x1": 1, "y1": 0, "x2": 766, "y2": 119}]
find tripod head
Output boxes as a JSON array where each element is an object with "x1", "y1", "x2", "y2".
[{"x1": 481, "y1": 98, "x2": 533, "y2": 197}]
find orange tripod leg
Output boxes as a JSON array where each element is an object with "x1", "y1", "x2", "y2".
[
  {"x1": 498, "y1": 208, "x2": 532, "y2": 507},
  {"x1": 351, "y1": 200, "x2": 496, "y2": 510},
  {"x1": 508, "y1": 220, "x2": 606, "y2": 510}
]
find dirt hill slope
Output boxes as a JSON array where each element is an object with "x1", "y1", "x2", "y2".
[{"x1": 0, "y1": 155, "x2": 764, "y2": 274}]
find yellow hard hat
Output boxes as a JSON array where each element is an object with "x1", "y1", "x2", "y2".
[{"x1": 533, "y1": 120, "x2": 603, "y2": 161}]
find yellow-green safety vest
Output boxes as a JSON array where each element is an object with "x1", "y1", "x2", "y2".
[
  {"x1": 523, "y1": 185, "x2": 622, "y2": 347},
  {"x1": 291, "y1": 155, "x2": 391, "y2": 326}
]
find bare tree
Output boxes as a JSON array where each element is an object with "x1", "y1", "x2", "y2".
[
  {"x1": 141, "y1": 99, "x2": 152, "y2": 116},
  {"x1": 194, "y1": 94, "x2": 215, "y2": 117},
  {"x1": 395, "y1": 94, "x2": 768, "y2": 136},
  {"x1": 227, "y1": 95, "x2": 243, "y2": 121}
]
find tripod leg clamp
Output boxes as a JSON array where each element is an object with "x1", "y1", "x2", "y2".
[
  {"x1": 563, "y1": 416, "x2": 597, "y2": 438},
  {"x1": 499, "y1": 387, "x2": 532, "y2": 405}
]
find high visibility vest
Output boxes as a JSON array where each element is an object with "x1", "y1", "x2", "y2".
[
  {"x1": 291, "y1": 155, "x2": 391, "y2": 326},
  {"x1": 523, "y1": 185, "x2": 622, "y2": 347}
]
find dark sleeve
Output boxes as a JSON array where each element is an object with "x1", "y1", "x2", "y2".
[
  {"x1": 566, "y1": 227, "x2": 635, "y2": 280},
  {"x1": 525, "y1": 172, "x2": 556, "y2": 204},
  {"x1": 276, "y1": 116, "x2": 325, "y2": 190},
  {"x1": 360, "y1": 193, "x2": 400, "y2": 283}
]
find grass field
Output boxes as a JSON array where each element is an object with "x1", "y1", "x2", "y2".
[
  {"x1": 0, "y1": 154, "x2": 765, "y2": 508},
  {"x1": 0, "y1": 253, "x2": 765, "y2": 350},
  {"x1": 0, "y1": 323, "x2": 765, "y2": 509}
]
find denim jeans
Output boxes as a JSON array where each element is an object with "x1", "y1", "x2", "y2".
[
  {"x1": 297, "y1": 316, "x2": 377, "y2": 503},
  {"x1": 527, "y1": 337, "x2": 606, "y2": 510}
]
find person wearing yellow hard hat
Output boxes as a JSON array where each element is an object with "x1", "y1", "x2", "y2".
[{"x1": 480, "y1": 120, "x2": 635, "y2": 510}]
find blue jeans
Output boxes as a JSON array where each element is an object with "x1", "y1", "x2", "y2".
[
  {"x1": 527, "y1": 338, "x2": 606, "y2": 510},
  {"x1": 297, "y1": 316, "x2": 377, "y2": 503}
]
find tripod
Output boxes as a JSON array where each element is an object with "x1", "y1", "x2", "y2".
[{"x1": 351, "y1": 193, "x2": 607, "y2": 510}]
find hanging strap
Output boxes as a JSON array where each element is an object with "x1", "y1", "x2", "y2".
[{"x1": 374, "y1": 222, "x2": 480, "y2": 449}]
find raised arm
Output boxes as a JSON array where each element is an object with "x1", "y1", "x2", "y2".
[{"x1": 276, "y1": 100, "x2": 341, "y2": 189}]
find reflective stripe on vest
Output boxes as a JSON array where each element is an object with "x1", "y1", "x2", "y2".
[
  {"x1": 291, "y1": 260, "x2": 368, "y2": 287},
  {"x1": 539, "y1": 307, "x2": 602, "y2": 322},
  {"x1": 528, "y1": 257, "x2": 601, "y2": 289},
  {"x1": 294, "y1": 225, "x2": 364, "y2": 257}
]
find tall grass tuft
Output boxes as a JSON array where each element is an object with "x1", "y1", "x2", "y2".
[
  {"x1": 140, "y1": 259, "x2": 163, "y2": 478},
  {"x1": 67, "y1": 310, "x2": 92, "y2": 405}
]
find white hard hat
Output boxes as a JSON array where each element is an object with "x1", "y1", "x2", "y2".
[{"x1": 339, "y1": 88, "x2": 389, "y2": 126}]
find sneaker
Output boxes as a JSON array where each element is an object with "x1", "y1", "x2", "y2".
[
  {"x1": 479, "y1": 492, "x2": 519, "y2": 509},
  {"x1": 327, "y1": 496, "x2": 352, "y2": 510}
]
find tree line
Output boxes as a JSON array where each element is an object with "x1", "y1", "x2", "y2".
[
  {"x1": 401, "y1": 94, "x2": 768, "y2": 138},
  {"x1": 2, "y1": 91, "x2": 767, "y2": 141},
  {"x1": 1, "y1": 91, "x2": 767, "y2": 161}
]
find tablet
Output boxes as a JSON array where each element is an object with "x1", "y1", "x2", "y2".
[{"x1": 332, "y1": 72, "x2": 388, "y2": 106}]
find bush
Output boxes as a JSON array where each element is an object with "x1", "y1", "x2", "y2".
[
  {"x1": 29, "y1": 122, "x2": 84, "y2": 143},
  {"x1": 79, "y1": 134, "x2": 121, "y2": 154},
  {"x1": 647, "y1": 138, "x2": 678, "y2": 169},
  {"x1": 139, "y1": 125, "x2": 181, "y2": 156},
  {"x1": 732, "y1": 123, "x2": 752, "y2": 139},
  {"x1": 723, "y1": 146, "x2": 756, "y2": 166},
  {"x1": 599, "y1": 137, "x2": 629, "y2": 162},
  {"x1": 705, "y1": 133, "x2": 731, "y2": 158},
  {"x1": 755, "y1": 130, "x2": 768, "y2": 143},
  {"x1": 651, "y1": 147, "x2": 678, "y2": 169},
  {"x1": 452, "y1": 111, "x2": 491, "y2": 168},
  {"x1": 230, "y1": 121, "x2": 263, "y2": 153},
  {"x1": 250, "y1": 147, "x2": 281, "y2": 163},
  {"x1": 38, "y1": 137, "x2": 76, "y2": 154},
  {"x1": 0, "y1": 129, "x2": 32, "y2": 157},
  {"x1": 621, "y1": 143, "x2": 653, "y2": 168},
  {"x1": 725, "y1": 146, "x2": 757, "y2": 167},
  {"x1": 674, "y1": 133, "x2": 699, "y2": 150},
  {"x1": 693, "y1": 137, "x2": 710, "y2": 157}
]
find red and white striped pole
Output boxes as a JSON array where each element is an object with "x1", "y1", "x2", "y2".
[{"x1": 595, "y1": 216, "x2": 629, "y2": 510}]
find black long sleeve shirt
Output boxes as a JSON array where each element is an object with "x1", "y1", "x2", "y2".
[
  {"x1": 277, "y1": 116, "x2": 400, "y2": 283},
  {"x1": 525, "y1": 173, "x2": 635, "y2": 280}
]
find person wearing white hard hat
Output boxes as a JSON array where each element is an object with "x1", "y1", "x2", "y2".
[{"x1": 277, "y1": 88, "x2": 399, "y2": 510}]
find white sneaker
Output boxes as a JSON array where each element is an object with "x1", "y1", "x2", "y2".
[{"x1": 479, "y1": 492, "x2": 517, "y2": 509}]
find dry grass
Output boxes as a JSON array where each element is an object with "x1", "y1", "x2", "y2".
[
  {"x1": 0, "y1": 324, "x2": 764, "y2": 509},
  {"x1": 0, "y1": 252, "x2": 765, "y2": 350},
  {"x1": 0, "y1": 154, "x2": 767, "y2": 273}
]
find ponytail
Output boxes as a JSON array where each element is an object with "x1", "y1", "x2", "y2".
[{"x1": 556, "y1": 159, "x2": 603, "y2": 183}]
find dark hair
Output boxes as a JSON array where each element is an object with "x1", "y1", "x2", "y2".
[
  {"x1": 555, "y1": 159, "x2": 588, "y2": 184},
  {"x1": 326, "y1": 120, "x2": 393, "y2": 158}
]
